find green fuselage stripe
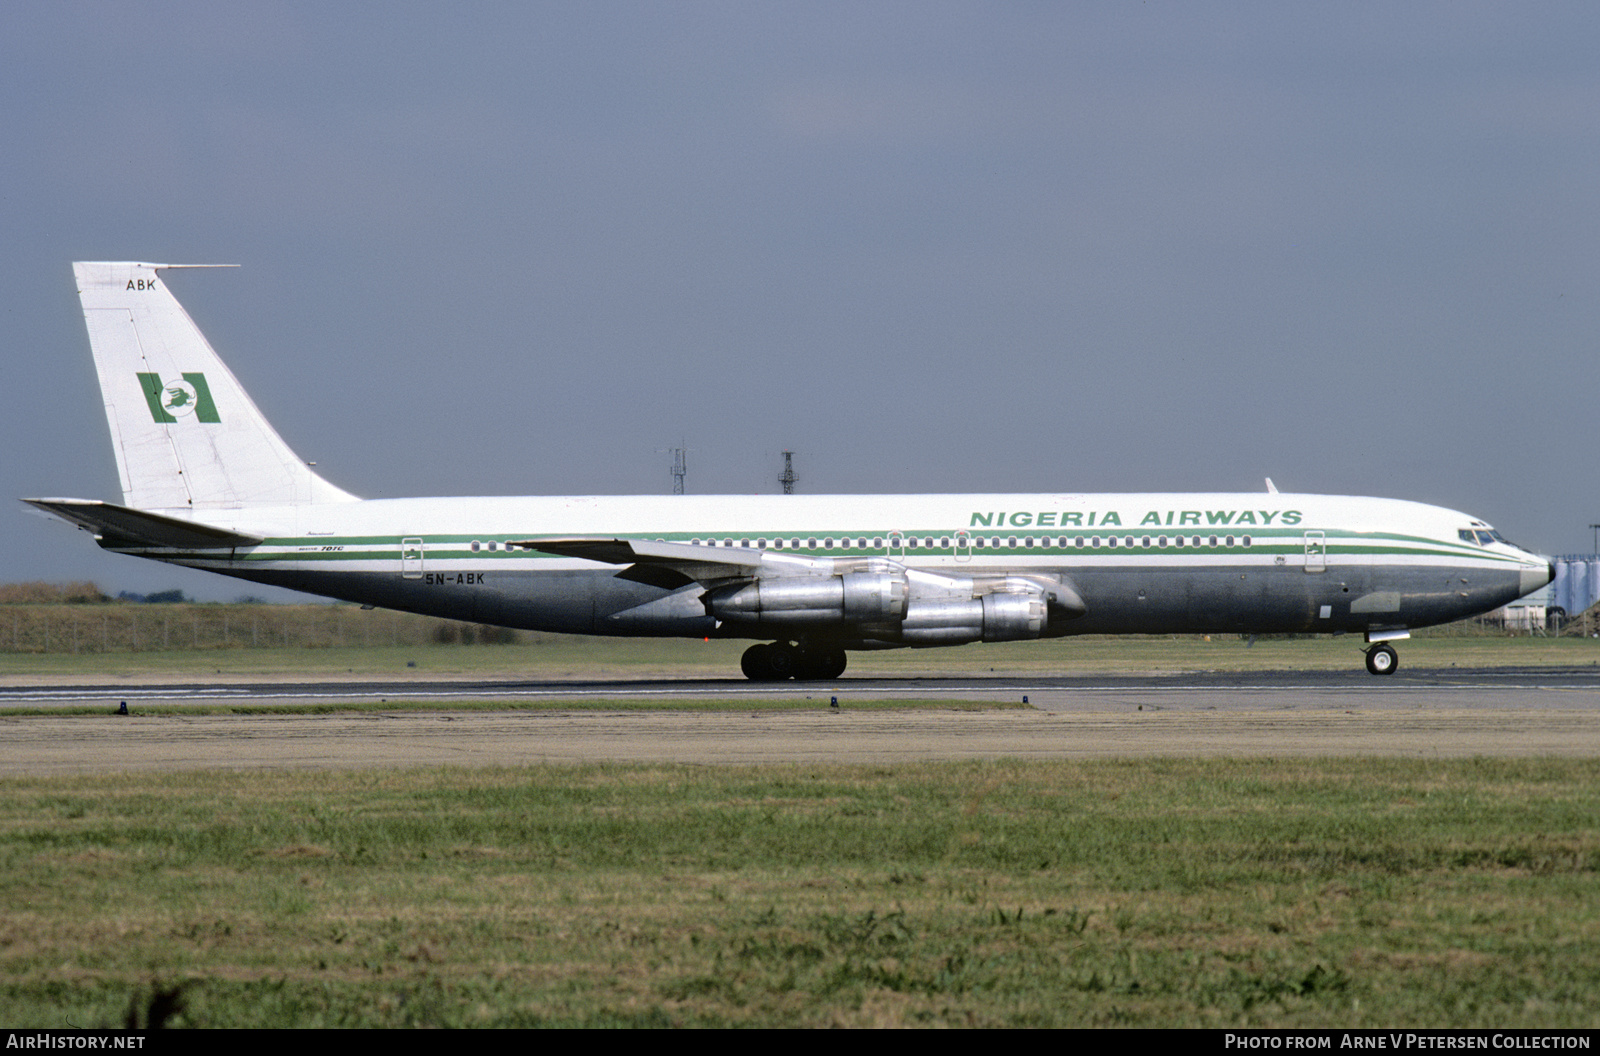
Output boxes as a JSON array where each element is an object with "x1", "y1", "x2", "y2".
[{"x1": 121, "y1": 525, "x2": 1525, "y2": 568}]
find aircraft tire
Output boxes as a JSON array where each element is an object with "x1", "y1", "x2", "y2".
[
  {"x1": 742, "y1": 642, "x2": 801, "y2": 681},
  {"x1": 1365, "y1": 644, "x2": 1399, "y2": 676},
  {"x1": 741, "y1": 644, "x2": 778, "y2": 681},
  {"x1": 794, "y1": 648, "x2": 847, "y2": 681},
  {"x1": 766, "y1": 642, "x2": 800, "y2": 679}
]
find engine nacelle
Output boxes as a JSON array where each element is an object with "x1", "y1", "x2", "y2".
[
  {"x1": 894, "y1": 592, "x2": 1048, "y2": 644},
  {"x1": 706, "y1": 572, "x2": 908, "y2": 627},
  {"x1": 705, "y1": 567, "x2": 1060, "y2": 644}
]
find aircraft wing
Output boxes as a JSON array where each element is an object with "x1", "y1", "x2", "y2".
[
  {"x1": 513, "y1": 537, "x2": 762, "y2": 567},
  {"x1": 22, "y1": 498, "x2": 263, "y2": 549},
  {"x1": 511, "y1": 537, "x2": 1086, "y2": 617},
  {"x1": 510, "y1": 537, "x2": 834, "y2": 589}
]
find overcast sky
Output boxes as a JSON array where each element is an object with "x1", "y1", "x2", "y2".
[{"x1": 4, "y1": 2, "x2": 1598, "y2": 601}]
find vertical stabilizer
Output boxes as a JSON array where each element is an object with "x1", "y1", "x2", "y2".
[{"x1": 73, "y1": 262, "x2": 357, "y2": 511}]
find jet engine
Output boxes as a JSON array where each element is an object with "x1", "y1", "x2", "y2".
[
  {"x1": 705, "y1": 567, "x2": 1078, "y2": 645},
  {"x1": 705, "y1": 571, "x2": 908, "y2": 626},
  {"x1": 890, "y1": 592, "x2": 1048, "y2": 644}
]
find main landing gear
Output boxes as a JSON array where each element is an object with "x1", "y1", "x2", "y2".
[
  {"x1": 741, "y1": 642, "x2": 848, "y2": 682},
  {"x1": 1364, "y1": 643, "x2": 1399, "y2": 676}
]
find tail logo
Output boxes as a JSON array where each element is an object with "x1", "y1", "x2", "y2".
[{"x1": 137, "y1": 372, "x2": 220, "y2": 424}]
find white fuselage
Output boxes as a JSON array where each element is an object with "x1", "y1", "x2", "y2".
[{"x1": 102, "y1": 491, "x2": 1551, "y2": 643}]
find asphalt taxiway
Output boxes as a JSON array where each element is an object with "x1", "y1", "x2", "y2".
[{"x1": 2, "y1": 667, "x2": 1598, "y2": 773}]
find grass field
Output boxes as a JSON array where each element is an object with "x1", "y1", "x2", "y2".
[
  {"x1": 4, "y1": 605, "x2": 1597, "y2": 1028},
  {"x1": 0, "y1": 604, "x2": 1597, "y2": 682},
  {"x1": 2, "y1": 758, "x2": 1597, "y2": 1028}
]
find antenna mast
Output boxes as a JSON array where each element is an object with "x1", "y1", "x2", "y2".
[
  {"x1": 670, "y1": 446, "x2": 687, "y2": 495},
  {"x1": 779, "y1": 451, "x2": 797, "y2": 495}
]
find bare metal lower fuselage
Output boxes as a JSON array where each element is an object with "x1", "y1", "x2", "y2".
[{"x1": 118, "y1": 543, "x2": 1539, "y2": 646}]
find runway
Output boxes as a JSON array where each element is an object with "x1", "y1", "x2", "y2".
[
  {"x1": 8, "y1": 665, "x2": 1600, "y2": 708},
  {"x1": 2, "y1": 667, "x2": 1598, "y2": 773}
]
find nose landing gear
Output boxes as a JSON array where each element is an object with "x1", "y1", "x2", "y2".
[{"x1": 1364, "y1": 643, "x2": 1399, "y2": 676}]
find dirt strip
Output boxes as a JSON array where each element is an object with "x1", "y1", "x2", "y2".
[{"x1": 3, "y1": 705, "x2": 1598, "y2": 774}]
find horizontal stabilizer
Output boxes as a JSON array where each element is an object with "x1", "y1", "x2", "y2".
[{"x1": 22, "y1": 498, "x2": 262, "y2": 549}]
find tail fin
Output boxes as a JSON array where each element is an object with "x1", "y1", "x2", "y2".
[{"x1": 73, "y1": 262, "x2": 357, "y2": 511}]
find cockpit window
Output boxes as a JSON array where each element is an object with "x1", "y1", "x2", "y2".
[
  {"x1": 1459, "y1": 529, "x2": 1477, "y2": 544},
  {"x1": 1475, "y1": 531, "x2": 1497, "y2": 546}
]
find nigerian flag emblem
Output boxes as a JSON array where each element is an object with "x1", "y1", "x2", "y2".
[{"x1": 138, "y1": 372, "x2": 220, "y2": 423}]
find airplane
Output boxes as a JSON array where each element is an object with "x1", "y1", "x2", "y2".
[{"x1": 25, "y1": 261, "x2": 1554, "y2": 680}]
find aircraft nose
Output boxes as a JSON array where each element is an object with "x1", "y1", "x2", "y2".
[{"x1": 1521, "y1": 559, "x2": 1555, "y2": 597}]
